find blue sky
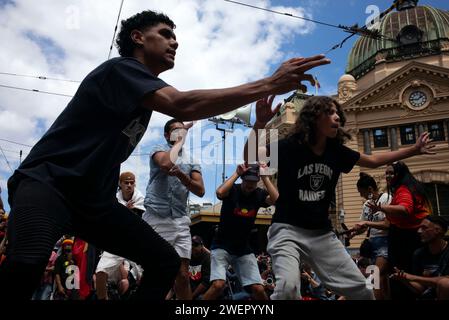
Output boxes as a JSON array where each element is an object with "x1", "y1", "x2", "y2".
[{"x1": 0, "y1": 0, "x2": 448, "y2": 211}]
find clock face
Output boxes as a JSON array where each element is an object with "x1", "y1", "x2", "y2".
[{"x1": 409, "y1": 91, "x2": 427, "y2": 108}]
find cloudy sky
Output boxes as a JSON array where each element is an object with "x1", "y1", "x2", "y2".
[{"x1": 0, "y1": 0, "x2": 447, "y2": 210}]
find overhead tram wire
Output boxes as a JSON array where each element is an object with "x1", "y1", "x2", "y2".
[
  {"x1": 0, "y1": 84, "x2": 73, "y2": 98},
  {"x1": 325, "y1": 0, "x2": 403, "y2": 54},
  {"x1": 0, "y1": 71, "x2": 81, "y2": 83},
  {"x1": 108, "y1": 0, "x2": 125, "y2": 60},
  {"x1": 224, "y1": 0, "x2": 348, "y2": 30},
  {"x1": 0, "y1": 138, "x2": 33, "y2": 148},
  {"x1": 223, "y1": 0, "x2": 396, "y2": 54},
  {"x1": 0, "y1": 145, "x2": 14, "y2": 173}
]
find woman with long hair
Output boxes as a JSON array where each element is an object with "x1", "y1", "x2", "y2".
[
  {"x1": 367, "y1": 161, "x2": 432, "y2": 299},
  {"x1": 245, "y1": 95, "x2": 435, "y2": 300}
]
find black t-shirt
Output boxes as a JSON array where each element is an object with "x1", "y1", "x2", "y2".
[
  {"x1": 412, "y1": 246, "x2": 447, "y2": 277},
  {"x1": 8, "y1": 57, "x2": 168, "y2": 213},
  {"x1": 54, "y1": 255, "x2": 77, "y2": 288},
  {"x1": 189, "y1": 250, "x2": 211, "y2": 291},
  {"x1": 212, "y1": 184, "x2": 269, "y2": 256},
  {"x1": 272, "y1": 137, "x2": 360, "y2": 230}
]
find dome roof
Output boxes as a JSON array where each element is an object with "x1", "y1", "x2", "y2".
[{"x1": 346, "y1": 4, "x2": 449, "y2": 79}]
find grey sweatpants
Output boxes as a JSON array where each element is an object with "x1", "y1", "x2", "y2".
[{"x1": 267, "y1": 223, "x2": 375, "y2": 300}]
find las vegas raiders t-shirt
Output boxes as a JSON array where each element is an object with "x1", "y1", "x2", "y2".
[{"x1": 272, "y1": 136, "x2": 360, "y2": 230}]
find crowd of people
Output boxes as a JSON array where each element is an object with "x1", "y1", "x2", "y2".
[{"x1": 0, "y1": 9, "x2": 447, "y2": 301}]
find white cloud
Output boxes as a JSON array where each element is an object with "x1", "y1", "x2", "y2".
[{"x1": 0, "y1": 0, "x2": 315, "y2": 209}]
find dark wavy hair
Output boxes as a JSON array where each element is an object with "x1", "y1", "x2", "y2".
[
  {"x1": 164, "y1": 119, "x2": 183, "y2": 134},
  {"x1": 357, "y1": 172, "x2": 378, "y2": 191},
  {"x1": 288, "y1": 96, "x2": 351, "y2": 145},
  {"x1": 116, "y1": 10, "x2": 176, "y2": 57},
  {"x1": 389, "y1": 161, "x2": 431, "y2": 209}
]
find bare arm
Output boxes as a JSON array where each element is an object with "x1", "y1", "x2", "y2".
[
  {"x1": 169, "y1": 169, "x2": 205, "y2": 197},
  {"x1": 152, "y1": 122, "x2": 195, "y2": 173},
  {"x1": 352, "y1": 219, "x2": 390, "y2": 237},
  {"x1": 152, "y1": 139, "x2": 185, "y2": 173},
  {"x1": 391, "y1": 268, "x2": 448, "y2": 293},
  {"x1": 143, "y1": 56, "x2": 329, "y2": 120},
  {"x1": 261, "y1": 175, "x2": 279, "y2": 206},
  {"x1": 243, "y1": 95, "x2": 282, "y2": 164},
  {"x1": 216, "y1": 164, "x2": 250, "y2": 199},
  {"x1": 364, "y1": 219, "x2": 390, "y2": 230},
  {"x1": 367, "y1": 202, "x2": 410, "y2": 220},
  {"x1": 357, "y1": 132, "x2": 435, "y2": 168},
  {"x1": 302, "y1": 272, "x2": 321, "y2": 289},
  {"x1": 404, "y1": 273, "x2": 449, "y2": 288},
  {"x1": 55, "y1": 274, "x2": 65, "y2": 294}
]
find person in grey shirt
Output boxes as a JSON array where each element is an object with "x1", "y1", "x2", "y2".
[{"x1": 143, "y1": 119, "x2": 204, "y2": 300}]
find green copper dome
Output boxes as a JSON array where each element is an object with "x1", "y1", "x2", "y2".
[{"x1": 346, "y1": 3, "x2": 449, "y2": 79}]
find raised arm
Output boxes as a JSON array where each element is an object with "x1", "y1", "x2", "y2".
[
  {"x1": 143, "y1": 56, "x2": 328, "y2": 120},
  {"x1": 243, "y1": 95, "x2": 282, "y2": 164},
  {"x1": 168, "y1": 168, "x2": 205, "y2": 197},
  {"x1": 152, "y1": 122, "x2": 193, "y2": 173},
  {"x1": 260, "y1": 163, "x2": 279, "y2": 206},
  {"x1": 357, "y1": 132, "x2": 435, "y2": 168},
  {"x1": 216, "y1": 165, "x2": 248, "y2": 200}
]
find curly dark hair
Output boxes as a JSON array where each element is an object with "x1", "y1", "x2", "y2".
[
  {"x1": 357, "y1": 172, "x2": 378, "y2": 191},
  {"x1": 116, "y1": 10, "x2": 176, "y2": 57},
  {"x1": 288, "y1": 96, "x2": 351, "y2": 145}
]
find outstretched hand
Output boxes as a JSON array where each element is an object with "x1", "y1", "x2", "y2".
[
  {"x1": 255, "y1": 95, "x2": 282, "y2": 126},
  {"x1": 269, "y1": 54, "x2": 330, "y2": 95},
  {"x1": 415, "y1": 132, "x2": 436, "y2": 155}
]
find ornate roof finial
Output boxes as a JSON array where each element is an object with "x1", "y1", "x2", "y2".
[{"x1": 396, "y1": 0, "x2": 419, "y2": 11}]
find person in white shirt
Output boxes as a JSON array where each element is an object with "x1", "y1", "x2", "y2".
[
  {"x1": 95, "y1": 172, "x2": 145, "y2": 300},
  {"x1": 351, "y1": 172, "x2": 391, "y2": 300}
]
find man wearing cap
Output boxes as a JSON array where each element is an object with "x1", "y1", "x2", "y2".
[
  {"x1": 202, "y1": 163, "x2": 278, "y2": 300},
  {"x1": 117, "y1": 172, "x2": 145, "y2": 217},
  {"x1": 95, "y1": 171, "x2": 145, "y2": 300},
  {"x1": 390, "y1": 216, "x2": 449, "y2": 300},
  {"x1": 189, "y1": 235, "x2": 211, "y2": 300},
  {"x1": 143, "y1": 119, "x2": 204, "y2": 300}
]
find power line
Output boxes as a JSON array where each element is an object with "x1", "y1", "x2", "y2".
[
  {"x1": 0, "y1": 145, "x2": 14, "y2": 173},
  {"x1": 224, "y1": 0, "x2": 343, "y2": 29},
  {"x1": 0, "y1": 84, "x2": 73, "y2": 98},
  {"x1": 223, "y1": 0, "x2": 395, "y2": 54},
  {"x1": 325, "y1": 0, "x2": 402, "y2": 53},
  {"x1": 0, "y1": 138, "x2": 33, "y2": 148},
  {"x1": 0, "y1": 146, "x2": 28, "y2": 156},
  {"x1": 0, "y1": 71, "x2": 80, "y2": 83},
  {"x1": 108, "y1": 0, "x2": 125, "y2": 60}
]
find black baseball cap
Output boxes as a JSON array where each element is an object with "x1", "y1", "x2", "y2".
[{"x1": 241, "y1": 164, "x2": 260, "y2": 182}]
